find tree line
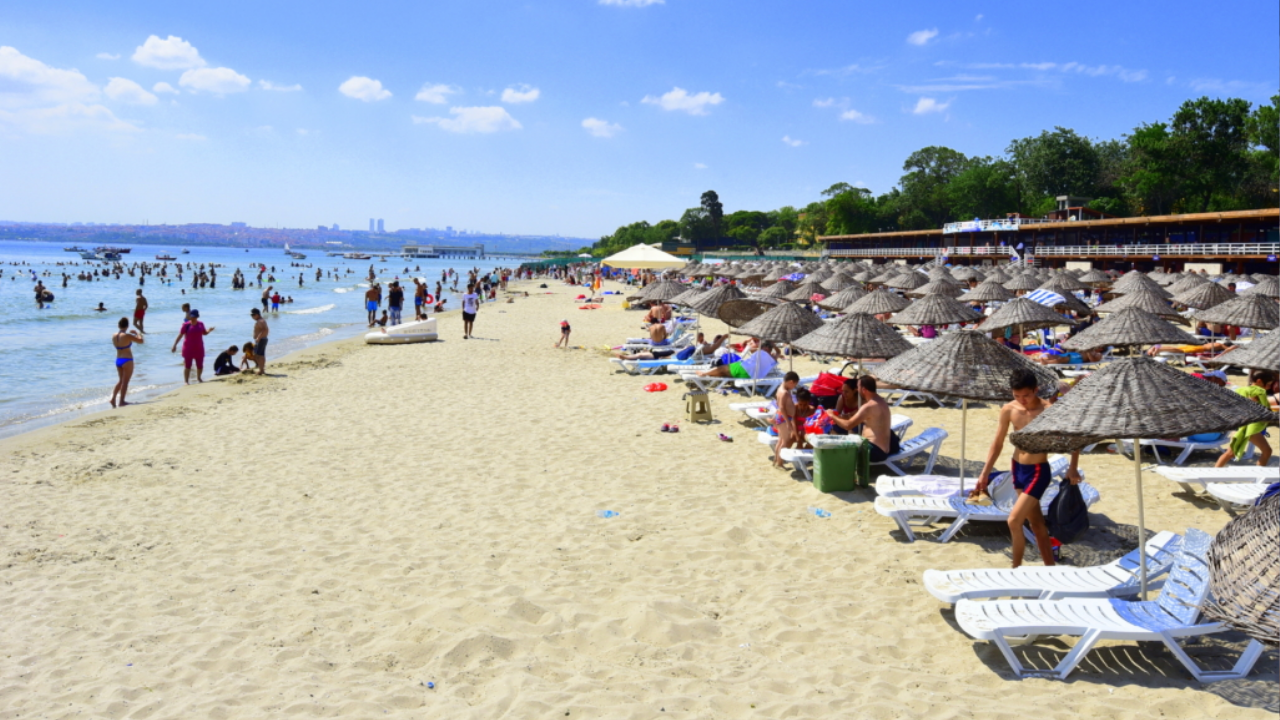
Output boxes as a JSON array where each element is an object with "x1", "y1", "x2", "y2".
[{"x1": 585, "y1": 94, "x2": 1278, "y2": 257}]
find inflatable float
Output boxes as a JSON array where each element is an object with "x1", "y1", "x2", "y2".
[{"x1": 365, "y1": 318, "x2": 438, "y2": 344}]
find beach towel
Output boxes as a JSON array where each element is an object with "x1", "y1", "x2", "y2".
[
  {"x1": 738, "y1": 350, "x2": 777, "y2": 379},
  {"x1": 1229, "y1": 385, "x2": 1270, "y2": 459}
]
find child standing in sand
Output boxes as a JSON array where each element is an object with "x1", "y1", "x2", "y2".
[{"x1": 555, "y1": 320, "x2": 571, "y2": 348}]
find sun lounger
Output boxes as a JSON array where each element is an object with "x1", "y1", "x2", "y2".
[
  {"x1": 777, "y1": 419, "x2": 931, "y2": 481},
  {"x1": 610, "y1": 353, "x2": 704, "y2": 375},
  {"x1": 1152, "y1": 465, "x2": 1278, "y2": 495},
  {"x1": 1205, "y1": 481, "x2": 1270, "y2": 515},
  {"x1": 1116, "y1": 434, "x2": 1231, "y2": 466},
  {"x1": 924, "y1": 530, "x2": 1183, "y2": 603},
  {"x1": 952, "y1": 528, "x2": 1266, "y2": 682},
  {"x1": 881, "y1": 389, "x2": 960, "y2": 408},
  {"x1": 873, "y1": 470, "x2": 1099, "y2": 543},
  {"x1": 875, "y1": 455, "x2": 1072, "y2": 498}
]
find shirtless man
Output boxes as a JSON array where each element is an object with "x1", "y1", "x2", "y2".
[
  {"x1": 133, "y1": 289, "x2": 148, "y2": 333},
  {"x1": 250, "y1": 308, "x2": 269, "y2": 375},
  {"x1": 365, "y1": 285, "x2": 380, "y2": 326},
  {"x1": 824, "y1": 376, "x2": 900, "y2": 463},
  {"x1": 971, "y1": 368, "x2": 1081, "y2": 568}
]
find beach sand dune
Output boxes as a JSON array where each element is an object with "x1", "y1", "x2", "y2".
[{"x1": 1, "y1": 281, "x2": 1275, "y2": 718}]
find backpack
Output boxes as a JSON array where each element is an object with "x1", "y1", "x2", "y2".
[
  {"x1": 1046, "y1": 478, "x2": 1090, "y2": 544},
  {"x1": 809, "y1": 372, "x2": 846, "y2": 397}
]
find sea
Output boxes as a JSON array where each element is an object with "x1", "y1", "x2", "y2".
[{"x1": 0, "y1": 240, "x2": 510, "y2": 439}]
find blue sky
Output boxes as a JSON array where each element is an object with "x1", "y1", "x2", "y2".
[{"x1": 1, "y1": 1, "x2": 1276, "y2": 238}]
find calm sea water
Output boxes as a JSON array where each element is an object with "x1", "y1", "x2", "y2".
[{"x1": 0, "y1": 240, "x2": 507, "y2": 438}]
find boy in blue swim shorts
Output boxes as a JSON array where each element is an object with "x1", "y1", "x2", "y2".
[{"x1": 971, "y1": 368, "x2": 1081, "y2": 568}]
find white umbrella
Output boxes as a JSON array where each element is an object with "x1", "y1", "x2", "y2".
[{"x1": 600, "y1": 244, "x2": 687, "y2": 270}]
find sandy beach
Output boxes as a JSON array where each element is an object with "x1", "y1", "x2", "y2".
[{"x1": 2, "y1": 278, "x2": 1275, "y2": 719}]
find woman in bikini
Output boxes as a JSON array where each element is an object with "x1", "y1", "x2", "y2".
[{"x1": 111, "y1": 317, "x2": 144, "y2": 408}]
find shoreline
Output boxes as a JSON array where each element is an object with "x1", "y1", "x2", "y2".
[{"x1": 1, "y1": 277, "x2": 1274, "y2": 718}]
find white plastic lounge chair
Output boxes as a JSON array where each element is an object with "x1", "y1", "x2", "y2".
[
  {"x1": 953, "y1": 528, "x2": 1266, "y2": 682},
  {"x1": 923, "y1": 530, "x2": 1183, "y2": 603},
  {"x1": 1205, "y1": 481, "x2": 1270, "y2": 515},
  {"x1": 1113, "y1": 435, "x2": 1231, "y2": 465},
  {"x1": 765, "y1": 413, "x2": 913, "y2": 449},
  {"x1": 777, "y1": 419, "x2": 931, "y2": 481},
  {"x1": 610, "y1": 352, "x2": 703, "y2": 375},
  {"x1": 874, "y1": 470, "x2": 1099, "y2": 543},
  {"x1": 1152, "y1": 465, "x2": 1277, "y2": 495},
  {"x1": 882, "y1": 388, "x2": 960, "y2": 408},
  {"x1": 875, "y1": 455, "x2": 1072, "y2": 498}
]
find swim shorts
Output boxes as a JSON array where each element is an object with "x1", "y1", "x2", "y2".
[
  {"x1": 462, "y1": 312, "x2": 476, "y2": 322},
  {"x1": 254, "y1": 337, "x2": 268, "y2": 359},
  {"x1": 1011, "y1": 460, "x2": 1052, "y2": 500},
  {"x1": 133, "y1": 310, "x2": 145, "y2": 320},
  {"x1": 868, "y1": 431, "x2": 902, "y2": 464},
  {"x1": 367, "y1": 301, "x2": 377, "y2": 312},
  {"x1": 728, "y1": 362, "x2": 750, "y2": 379}
]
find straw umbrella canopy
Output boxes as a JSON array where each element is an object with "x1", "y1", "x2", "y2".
[
  {"x1": 784, "y1": 279, "x2": 829, "y2": 303},
  {"x1": 885, "y1": 271, "x2": 928, "y2": 291},
  {"x1": 960, "y1": 279, "x2": 1015, "y2": 303},
  {"x1": 951, "y1": 266, "x2": 981, "y2": 281},
  {"x1": 977, "y1": 297, "x2": 1077, "y2": 335},
  {"x1": 1204, "y1": 329, "x2": 1280, "y2": 372},
  {"x1": 791, "y1": 312, "x2": 914, "y2": 361},
  {"x1": 1193, "y1": 293, "x2": 1280, "y2": 330},
  {"x1": 730, "y1": 301, "x2": 825, "y2": 369},
  {"x1": 762, "y1": 266, "x2": 790, "y2": 283},
  {"x1": 820, "y1": 273, "x2": 858, "y2": 293},
  {"x1": 875, "y1": 331, "x2": 1060, "y2": 493},
  {"x1": 686, "y1": 283, "x2": 746, "y2": 317},
  {"x1": 845, "y1": 288, "x2": 911, "y2": 315},
  {"x1": 853, "y1": 269, "x2": 878, "y2": 283},
  {"x1": 1112, "y1": 272, "x2": 1172, "y2": 298},
  {"x1": 1203, "y1": 495, "x2": 1280, "y2": 645},
  {"x1": 1093, "y1": 289, "x2": 1183, "y2": 319},
  {"x1": 907, "y1": 279, "x2": 965, "y2": 298},
  {"x1": 1241, "y1": 275, "x2": 1280, "y2": 298},
  {"x1": 1167, "y1": 273, "x2": 1209, "y2": 295},
  {"x1": 808, "y1": 267, "x2": 835, "y2": 284},
  {"x1": 668, "y1": 286, "x2": 706, "y2": 308},
  {"x1": 1010, "y1": 357, "x2": 1276, "y2": 597},
  {"x1": 1003, "y1": 274, "x2": 1043, "y2": 292},
  {"x1": 1076, "y1": 269, "x2": 1111, "y2": 285},
  {"x1": 889, "y1": 293, "x2": 984, "y2": 326},
  {"x1": 816, "y1": 285, "x2": 869, "y2": 311},
  {"x1": 1038, "y1": 273, "x2": 1089, "y2": 294},
  {"x1": 635, "y1": 278, "x2": 687, "y2": 303},
  {"x1": 985, "y1": 267, "x2": 1013, "y2": 283},
  {"x1": 756, "y1": 279, "x2": 796, "y2": 300},
  {"x1": 1172, "y1": 281, "x2": 1235, "y2": 310},
  {"x1": 716, "y1": 299, "x2": 777, "y2": 329},
  {"x1": 1061, "y1": 307, "x2": 1200, "y2": 352},
  {"x1": 869, "y1": 268, "x2": 901, "y2": 284}
]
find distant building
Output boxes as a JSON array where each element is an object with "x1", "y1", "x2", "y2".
[
  {"x1": 377, "y1": 218, "x2": 385, "y2": 233},
  {"x1": 446, "y1": 226, "x2": 453, "y2": 236},
  {"x1": 332, "y1": 223, "x2": 339, "y2": 231},
  {"x1": 230, "y1": 221, "x2": 247, "y2": 228},
  {"x1": 369, "y1": 219, "x2": 375, "y2": 233},
  {"x1": 318, "y1": 225, "x2": 327, "y2": 231}
]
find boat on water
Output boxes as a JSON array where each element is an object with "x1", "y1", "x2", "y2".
[
  {"x1": 155, "y1": 254, "x2": 177, "y2": 261},
  {"x1": 95, "y1": 246, "x2": 131, "y2": 254},
  {"x1": 79, "y1": 251, "x2": 101, "y2": 260},
  {"x1": 365, "y1": 318, "x2": 438, "y2": 344},
  {"x1": 289, "y1": 252, "x2": 307, "y2": 260},
  {"x1": 344, "y1": 252, "x2": 373, "y2": 260},
  {"x1": 181, "y1": 248, "x2": 190, "y2": 254},
  {"x1": 64, "y1": 245, "x2": 87, "y2": 252}
]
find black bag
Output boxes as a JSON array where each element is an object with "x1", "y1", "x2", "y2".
[{"x1": 1046, "y1": 478, "x2": 1089, "y2": 543}]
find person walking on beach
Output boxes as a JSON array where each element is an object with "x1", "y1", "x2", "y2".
[
  {"x1": 133, "y1": 289, "x2": 148, "y2": 334},
  {"x1": 462, "y1": 283, "x2": 479, "y2": 339},
  {"x1": 110, "y1": 317, "x2": 144, "y2": 407},
  {"x1": 388, "y1": 282, "x2": 404, "y2": 326},
  {"x1": 365, "y1": 285, "x2": 379, "y2": 326},
  {"x1": 970, "y1": 369, "x2": 1081, "y2": 568},
  {"x1": 171, "y1": 309, "x2": 214, "y2": 384},
  {"x1": 250, "y1": 308, "x2": 269, "y2": 375}
]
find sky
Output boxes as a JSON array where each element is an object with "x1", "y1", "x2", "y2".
[{"x1": 1, "y1": 1, "x2": 1276, "y2": 238}]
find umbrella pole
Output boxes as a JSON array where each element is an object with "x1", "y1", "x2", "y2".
[
  {"x1": 959, "y1": 399, "x2": 967, "y2": 495},
  {"x1": 1134, "y1": 439, "x2": 1148, "y2": 599}
]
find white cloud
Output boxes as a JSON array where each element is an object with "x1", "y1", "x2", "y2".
[
  {"x1": 813, "y1": 97, "x2": 838, "y2": 108},
  {"x1": 415, "y1": 83, "x2": 459, "y2": 104},
  {"x1": 582, "y1": 117, "x2": 622, "y2": 138},
  {"x1": 840, "y1": 109, "x2": 874, "y2": 123},
  {"x1": 413, "y1": 106, "x2": 521, "y2": 133},
  {"x1": 907, "y1": 28, "x2": 939, "y2": 46},
  {"x1": 693, "y1": 163, "x2": 708, "y2": 169},
  {"x1": 96, "y1": 52, "x2": 120, "y2": 60},
  {"x1": 339, "y1": 76, "x2": 391, "y2": 101},
  {"x1": 104, "y1": 77, "x2": 157, "y2": 105},
  {"x1": 296, "y1": 128, "x2": 317, "y2": 136},
  {"x1": 131, "y1": 35, "x2": 205, "y2": 70},
  {"x1": 781, "y1": 135, "x2": 805, "y2": 147},
  {"x1": 641, "y1": 87, "x2": 724, "y2": 115},
  {"x1": 175, "y1": 133, "x2": 206, "y2": 141},
  {"x1": 913, "y1": 97, "x2": 950, "y2": 114},
  {"x1": 179, "y1": 67, "x2": 251, "y2": 95},
  {"x1": 501, "y1": 84, "x2": 540, "y2": 104},
  {"x1": 0, "y1": 102, "x2": 137, "y2": 134},
  {"x1": 975, "y1": 14, "x2": 983, "y2": 21},
  {"x1": 0, "y1": 46, "x2": 138, "y2": 133},
  {"x1": 153, "y1": 81, "x2": 178, "y2": 94},
  {"x1": 259, "y1": 80, "x2": 302, "y2": 92},
  {"x1": 598, "y1": 0, "x2": 664, "y2": 6}
]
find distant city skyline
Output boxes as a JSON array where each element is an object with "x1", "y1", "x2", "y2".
[{"x1": 1, "y1": 2, "x2": 1275, "y2": 238}]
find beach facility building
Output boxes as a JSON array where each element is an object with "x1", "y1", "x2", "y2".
[{"x1": 819, "y1": 205, "x2": 1279, "y2": 274}]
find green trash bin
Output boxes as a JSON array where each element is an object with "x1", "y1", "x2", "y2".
[{"x1": 812, "y1": 435, "x2": 868, "y2": 493}]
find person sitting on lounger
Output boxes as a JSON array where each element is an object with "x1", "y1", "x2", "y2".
[
  {"x1": 823, "y1": 376, "x2": 901, "y2": 463},
  {"x1": 647, "y1": 321, "x2": 671, "y2": 346},
  {"x1": 697, "y1": 341, "x2": 778, "y2": 379}
]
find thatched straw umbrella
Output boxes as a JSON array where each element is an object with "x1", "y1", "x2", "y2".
[
  {"x1": 1172, "y1": 281, "x2": 1234, "y2": 310},
  {"x1": 907, "y1": 279, "x2": 964, "y2": 298},
  {"x1": 875, "y1": 331, "x2": 1059, "y2": 492},
  {"x1": 820, "y1": 273, "x2": 858, "y2": 293},
  {"x1": 1167, "y1": 273, "x2": 1209, "y2": 295},
  {"x1": 1076, "y1": 269, "x2": 1110, "y2": 285},
  {"x1": 1010, "y1": 357, "x2": 1276, "y2": 596},
  {"x1": 1002, "y1": 274, "x2": 1042, "y2": 292},
  {"x1": 1203, "y1": 495, "x2": 1280, "y2": 645},
  {"x1": 1093, "y1": 289, "x2": 1184, "y2": 320},
  {"x1": 636, "y1": 279, "x2": 687, "y2": 303},
  {"x1": 977, "y1": 297, "x2": 1077, "y2": 336},
  {"x1": 1061, "y1": 307, "x2": 1200, "y2": 352},
  {"x1": 791, "y1": 313, "x2": 913, "y2": 372},
  {"x1": 1038, "y1": 274, "x2": 1089, "y2": 294},
  {"x1": 730, "y1": 301, "x2": 825, "y2": 368},
  {"x1": 757, "y1": 280, "x2": 796, "y2": 300},
  {"x1": 889, "y1": 294, "x2": 983, "y2": 326},
  {"x1": 845, "y1": 288, "x2": 911, "y2": 315},
  {"x1": 817, "y1": 285, "x2": 869, "y2": 311},
  {"x1": 1194, "y1": 293, "x2": 1280, "y2": 330},
  {"x1": 668, "y1": 286, "x2": 706, "y2": 308},
  {"x1": 1204, "y1": 329, "x2": 1280, "y2": 372},
  {"x1": 784, "y1": 280, "x2": 828, "y2": 303},
  {"x1": 985, "y1": 267, "x2": 1013, "y2": 283},
  {"x1": 959, "y1": 279, "x2": 1015, "y2": 303},
  {"x1": 1241, "y1": 275, "x2": 1279, "y2": 298},
  {"x1": 1112, "y1": 272, "x2": 1173, "y2": 298},
  {"x1": 686, "y1": 283, "x2": 746, "y2": 317},
  {"x1": 885, "y1": 271, "x2": 928, "y2": 291},
  {"x1": 716, "y1": 299, "x2": 778, "y2": 329}
]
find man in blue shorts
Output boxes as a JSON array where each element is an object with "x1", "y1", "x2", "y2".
[{"x1": 971, "y1": 368, "x2": 1081, "y2": 568}]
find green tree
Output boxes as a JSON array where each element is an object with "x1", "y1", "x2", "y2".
[
  {"x1": 822, "y1": 183, "x2": 878, "y2": 235},
  {"x1": 679, "y1": 207, "x2": 713, "y2": 247},
  {"x1": 946, "y1": 158, "x2": 1018, "y2": 220},
  {"x1": 1168, "y1": 96, "x2": 1251, "y2": 212},
  {"x1": 758, "y1": 225, "x2": 791, "y2": 248},
  {"x1": 795, "y1": 201, "x2": 829, "y2": 246},
  {"x1": 1007, "y1": 127, "x2": 1101, "y2": 209},
  {"x1": 768, "y1": 206, "x2": 799, "y2": 236},
  {"x1": 1242, "y1": 94, "x2": 1279, "y2": 206},
  {"x1": 1118, "y1": 123, "x2": 1182, "y2": 215},
  {"x1": 700, "y1": 190, "x2": 724, "y2": 248},
  {"x1": 897, "y1": 146, "x2": 971, "y2": 229}
]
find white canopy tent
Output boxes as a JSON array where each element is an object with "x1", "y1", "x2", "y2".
[{"x1": 599, "y1": 244, "x2": 686, "y2": 270}]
